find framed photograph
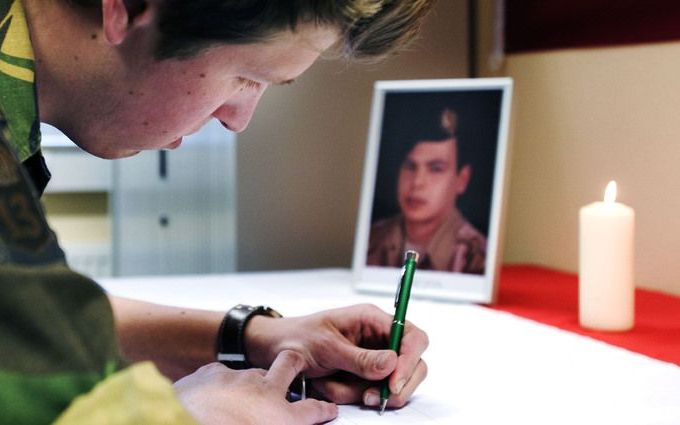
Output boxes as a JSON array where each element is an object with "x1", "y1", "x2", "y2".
[{"x1": 352, "y1": 78, "x2": 513, "y2": 303}]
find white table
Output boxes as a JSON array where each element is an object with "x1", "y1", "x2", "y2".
[{"x1": 99, "y1": 269, "x2": 680, "y2": 424}]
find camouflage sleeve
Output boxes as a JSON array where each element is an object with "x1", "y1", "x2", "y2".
[{"x1": 0, "y1": 114, "x2": 196, "y2": 424}]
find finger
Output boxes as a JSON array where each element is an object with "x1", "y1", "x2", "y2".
[
  {"x1": 290, "y1": 399, "x2": 338, "y2": 424},
  {"x1": 363, "y1": 359, "x2": 428, "y2": 408},
  {"x1": 324, "y1": 339, "x2": 398, "y2": 381},
  {"x1": 387, "y1": 358, "x2": 427, "y2": 408},
  {"x1": 309, "y1": 377, "x2": 372, "y2": 404},
  {"x1": 329, "y1": 304, "x2": 393, "y2": 346},
  {"x1": 265, "y1": 350, "x2": 305, "y2": 395},
  {"x1": 390, "y1": 321, "x2": 429, "y2": 393}
]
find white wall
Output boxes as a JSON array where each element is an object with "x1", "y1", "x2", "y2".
[
  {"x1": 472, "y1": 0, "x2": 680, "y2": 296},
  {"x1": 498, "y1": 43, "x2": 680, "y2": 296},
  {"x1": 237, "y1": 0, "x2": 470, "y2": 271}
]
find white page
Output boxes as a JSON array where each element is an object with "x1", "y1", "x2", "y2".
[
  {"x1": 334, "y1": 403, "x2": 429, "y2": 424},
  {"x1": 99, "y1": 269, "x2": 680, "y2": 425}
]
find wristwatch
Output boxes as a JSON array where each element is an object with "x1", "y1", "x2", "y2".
[{"x1": 216, "y1": 304, "x2": 282, "y2": 369}]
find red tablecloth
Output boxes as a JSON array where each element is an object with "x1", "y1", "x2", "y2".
[{"x1": 492, "y1": 265, "x2": 680, "y2": 365}]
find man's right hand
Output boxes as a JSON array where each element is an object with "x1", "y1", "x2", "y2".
[{"x1": 174, "y1": 351, "x2": 337, "y2": 425}]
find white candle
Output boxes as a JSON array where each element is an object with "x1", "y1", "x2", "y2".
[{"x1": 579, "y1": 181, "x2": 635, "y2": 331}]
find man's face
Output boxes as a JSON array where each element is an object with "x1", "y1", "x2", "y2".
[
  {"x1": 69, "y1": 24, "x2": 338, "y2": 159},
  {"x1": 397, "y1": 138, "x2": 470, "y2": 226}
]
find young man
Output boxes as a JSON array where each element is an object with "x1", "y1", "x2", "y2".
[
  {"x1": 368, "y1": 108, "x2": 487, "y2": 274},
  {"x1": 0, "y1": 0, "x2": 435, "y2": 423}
]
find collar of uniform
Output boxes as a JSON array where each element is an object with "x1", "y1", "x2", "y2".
[
  {"x1": 0, "y1": 0, "x2": 41, "y2": 162},
  {"x1": 422, "y1": 208, "x2": 466, "y2": 270}
]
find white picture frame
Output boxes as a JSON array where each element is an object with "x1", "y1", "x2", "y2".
[{"x1": 352, "y1": 78, "x2": 513, "y2": 303}]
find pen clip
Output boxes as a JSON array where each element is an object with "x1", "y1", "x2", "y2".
[{"x1": 394, "y1": 267, "x2": 405, "y2": 308}]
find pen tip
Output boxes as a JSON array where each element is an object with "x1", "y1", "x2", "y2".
[{"x1": 379, "y1": 399, "x2": 388, "y2": 415}]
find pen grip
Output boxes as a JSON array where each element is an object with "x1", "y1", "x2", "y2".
[{"x1": 380, "y1": 321, "x2": 404, "y2": 401}]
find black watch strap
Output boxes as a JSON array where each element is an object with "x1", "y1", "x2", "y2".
[{"x1": 216, "y1": 304, "x2": 282, "y2": 369}]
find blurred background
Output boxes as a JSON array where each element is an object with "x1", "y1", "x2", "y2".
[{"x1": 42, "y1": 0, "x2": 680, "y2": 296}]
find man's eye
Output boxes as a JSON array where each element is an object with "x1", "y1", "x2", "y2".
[{"x1": 401, "y1": 161, "x2": 417, "y2": 172}]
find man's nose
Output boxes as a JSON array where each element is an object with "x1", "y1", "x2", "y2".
[
  {"x1": 212, "y1": 88, "x2": 266, "y2": 133},
  {"x1": 413, "y1": 168, "x2": 427, "y2": 187}
]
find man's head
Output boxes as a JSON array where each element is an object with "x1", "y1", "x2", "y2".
[
  {"x1": 31, "y1": 0, "x2": 435, "y2": 158},
  {"x1": 69, "y1": 0, "x2": 434, "y2": 61},
  {"x1": 397, "y1": 109, "x2": 472, "y2": 226}
]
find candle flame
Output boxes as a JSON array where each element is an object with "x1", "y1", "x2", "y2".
[{"x1": 604, "y1": 180, "x2": 617, "y2": 203}]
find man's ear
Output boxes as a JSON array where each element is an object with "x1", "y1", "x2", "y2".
[
  {"x1": 102, "y1": 0, "x2": 155, "y2": 46},
  {"x1": 455, "y1": 164, "x2": 472, "y2": 195}
]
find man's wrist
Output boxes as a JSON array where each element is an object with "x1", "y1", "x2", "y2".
[
  {"x1": 216, "y1": 305, "x2": 281, "y2": 369},
  {"x1": 242, "y1": 314, "x2": 279, "y2": 368}
]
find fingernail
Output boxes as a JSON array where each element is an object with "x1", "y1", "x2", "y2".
[
  {"x1": 364, "y1": 392, "x2": 379, "y2": 406},
  {"x1": 394, "y1": 379, "x2": 406, "y2": 394}
]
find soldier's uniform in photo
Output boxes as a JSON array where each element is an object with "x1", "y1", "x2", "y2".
[{"x1": 367, "y1": 208, "x2": 487, "y2": 274}]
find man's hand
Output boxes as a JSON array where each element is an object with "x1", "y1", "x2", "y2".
[
  {"x1": 244, "y1": 304, "x2": 429, "y2": 409},
  {"x1": 174, "y1": 351, "x2": 337, "y2": 425}
]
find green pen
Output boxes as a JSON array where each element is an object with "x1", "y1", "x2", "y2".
[{"x1": 379, "y1": 250, "x2": 419, "y2": 415}]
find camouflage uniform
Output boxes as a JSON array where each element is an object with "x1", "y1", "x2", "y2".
[
  {"x1": 0, "y1": 1, "x2": 194, "y2": 423},
  {"x1": 367, "y1": 208, "x2": 487, "y2": 274}
]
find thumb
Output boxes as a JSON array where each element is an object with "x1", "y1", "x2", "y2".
[{"x1": 328, "y1": 340, "x2": 398, "y2": 380}]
